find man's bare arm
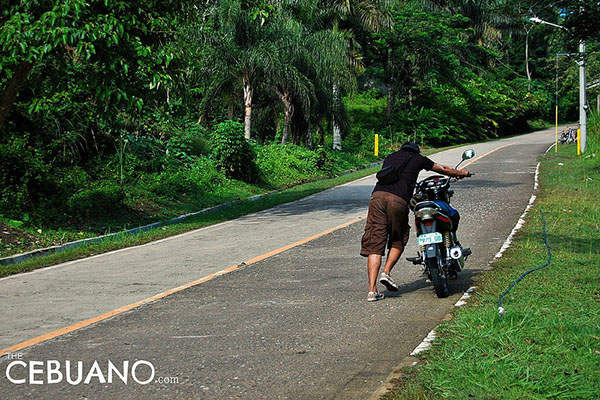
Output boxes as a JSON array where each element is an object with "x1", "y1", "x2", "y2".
[{"x1": 431, "y1": 163, "x2": 470, "y2": 178}]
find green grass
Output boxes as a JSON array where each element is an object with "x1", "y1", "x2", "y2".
[
  {"x1": 385, "y1": 130, "x2": 600, "y2": 398},
  {"x1": 0, "y1": 143, "x2": 461, "y2": 277},
  {"x1": 0, "y1": 143, "x2": 377, "y2": 257},
  {"x1": 0, "y1": 163, "x2": 382, "y2": 277}
]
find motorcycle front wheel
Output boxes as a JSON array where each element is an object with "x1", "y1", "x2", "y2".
[{"x1": 427, "y1": 253, "x2": 449, "y2": 298}]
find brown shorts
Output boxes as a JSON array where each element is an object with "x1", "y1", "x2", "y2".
[{"x1": 360, "y1": 191, "x2": 410, "y2": 257}]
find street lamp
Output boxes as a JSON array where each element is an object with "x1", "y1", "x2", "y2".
[
  {"x1": 529, "y1": 17, "x2": 566, "y2": 31},
  {"x1": 529, "y1": 16, "x2": 587, "y2": 153}
]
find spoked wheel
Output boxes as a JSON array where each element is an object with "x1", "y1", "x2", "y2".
[{"x1": 426, "y1": 253, "x2": 449, "y2": 298}]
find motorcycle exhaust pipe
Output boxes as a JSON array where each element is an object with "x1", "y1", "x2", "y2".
[{"x1": 450, "y1": 246, "x2": 462, "y2": 260}]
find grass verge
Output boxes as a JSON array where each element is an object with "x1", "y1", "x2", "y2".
[
  {"x1": 385, "y1": 131, "x2": 600, "y2": 398},
  {"x1": 0, "y1": 140, "x2": 540, "y2": 277},
  {"x1": 0, "y1": 164, "x2": 382, "y2": 277}
]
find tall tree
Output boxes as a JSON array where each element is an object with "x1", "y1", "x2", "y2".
[
  {"x1": 0, "y1": 0, "x2": 187, "y2": 134},
  {"x1": 268, "y1": 11, "x2": 351, "y2": 145},
  {"x1": 194, "y1": 0, "x2": 280, "y2": 140},
  {"x1": 268, "y1": 17, "x2": 313, "y2": 145},
  {"x1": 312, "y1": 0, "x2": 392, "y2": 150},
  {"x1": 424, "y1": 0, "x2": 513, "y2": 46},
  {"x1": 555, "y1": 0, "x2": 600, "y2": 42}
]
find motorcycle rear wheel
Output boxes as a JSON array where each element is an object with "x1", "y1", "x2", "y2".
[{"x1": 427, "y1": 254, "x2": 449, "y2": 298}]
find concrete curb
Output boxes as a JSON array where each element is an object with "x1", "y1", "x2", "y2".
[{"x1": 0, "y1": 162, "x2": 382, "y2": 266}]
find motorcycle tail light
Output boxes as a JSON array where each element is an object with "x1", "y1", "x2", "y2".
[
  {"x1": 437, "y1": 215, "x2": 451, "y2": 223},
  {"x1": 423, "y1": 221, "x2": 433, "y2": 226}
]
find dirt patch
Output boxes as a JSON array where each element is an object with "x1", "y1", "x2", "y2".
[{"x1": 0, "y1": 222, "x2": 37, "y2": 247}]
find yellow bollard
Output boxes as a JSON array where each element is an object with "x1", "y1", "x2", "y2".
[
  {"x1": 374, "y1": 134, "x2": 379, "y2": 157},
  {"x1": 577, "y1": 129, "x2": 581, "y2": 155}
]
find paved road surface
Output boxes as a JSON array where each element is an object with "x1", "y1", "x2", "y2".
[{"x1": 0, "y1": 129, "x2": 555, "y2": 399}]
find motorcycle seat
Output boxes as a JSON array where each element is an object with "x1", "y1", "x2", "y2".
[{"x1": 414, "y1": 200, "x2": 457, "y2": 217}]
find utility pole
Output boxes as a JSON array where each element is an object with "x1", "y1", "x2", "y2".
[
  {"x1": 530, "y1": 17, "x2": 587, "y2": 153},
  {"x1": 578, "y1": 40, "x2": 587, "y2": 153}
]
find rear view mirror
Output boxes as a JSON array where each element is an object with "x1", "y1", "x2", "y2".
[
  {"x1": 462, "y1": 149, "x2": 475, "y2": 160},
  {"x1": 455, "y1": 149, "x2": 475, "y2": 169}
]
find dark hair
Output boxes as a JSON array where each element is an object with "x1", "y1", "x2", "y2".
[{"x1": 401, "y1": 141, "x2": 420, "y2": 154}]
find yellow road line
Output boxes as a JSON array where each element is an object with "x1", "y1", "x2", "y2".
[
  {"x1": 0, "y1": 142, "x2": 511, "y2": 357},
  {"x1": 0, "y1": 216, "x2": 365, "y2": 357},
  {"x1": 460, "y1": 143, "x2": 514, "y2": 170}
]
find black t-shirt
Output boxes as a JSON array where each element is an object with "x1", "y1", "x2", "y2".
[{"x1": 373, "y1": 150, "x2": 435, "y2": 202}]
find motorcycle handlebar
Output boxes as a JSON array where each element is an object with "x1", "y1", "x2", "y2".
[{"x1": 449, "y1": 172, "x2": 473, "y2": 183}]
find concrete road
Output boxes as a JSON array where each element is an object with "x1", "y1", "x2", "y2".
[{"x1": 0, "y1": 129, "x2": 555, "y2": 399}]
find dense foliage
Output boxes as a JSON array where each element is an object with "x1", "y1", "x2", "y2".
[
  {"x1": 1, "y1": 0, "x2": 599, "y2": 234},
  {"x1": 210, "y1": 120, "x2": 259, "y2": 183}
]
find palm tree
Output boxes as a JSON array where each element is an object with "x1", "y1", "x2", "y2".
[
  {"x1": 423, "y1": 0, "x2": 513, "y2": 46},
  {"x1": 190, "y1": 0, "x2": 387, "y2": 145},
  {"x1": 200, "y1": 0, "x2": 277, "y2": 140},
  {"x1": 268, "y1": 11, "x2": 351, "y2": 145},
  {"x1": 311, "y1": 0, "x2": 392, "y2": 150},
  {"x1": 267, "y1": 16, "x2": 313, "y2": 144}
]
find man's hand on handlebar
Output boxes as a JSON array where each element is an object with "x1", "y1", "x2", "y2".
[
  {"x1": 432, "y1": 163, "x2": 473, "y2": 179},
  {"x1": 457, "y1": 170, "x2": 472, "y2": 179}
]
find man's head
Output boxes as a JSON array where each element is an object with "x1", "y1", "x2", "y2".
[{"x1": 401, "y1": 141, "x2": 420, "y2": 154}]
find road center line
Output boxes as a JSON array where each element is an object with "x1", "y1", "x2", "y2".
[
  {"x1": 460, "y1": 143, "x2": 514, "y2": 169},
  {"x1": 0, "y1": 216, "x2": 365, "y2": 357},
  {"x1": 0, "y1": 142, "x2": 513, "y2": 358}
]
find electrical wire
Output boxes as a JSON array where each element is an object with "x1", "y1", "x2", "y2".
[{"x1": 498, "y1": 208, "x2": 552, "y2": 321}]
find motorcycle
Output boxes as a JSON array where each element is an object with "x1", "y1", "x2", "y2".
[
  {"x1": 559, "y1": 127, "x2": 577, "y2": 144},
  {"x1": 406, "y1": 149, "x2": 475, "y2": 298},
  {"x1": 559, "y1": 129, "x2": 569, "y2": 144},
  {"x1": 567, "y1": 128, "x2": 577, "y2": 144}
]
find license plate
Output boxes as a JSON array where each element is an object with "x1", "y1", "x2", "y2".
[{"x1": 417, "y1": 232, "x2": 443, "y2": 246}]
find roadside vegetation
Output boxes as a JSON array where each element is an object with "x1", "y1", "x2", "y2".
[
  {"x1": 0, "y1": 163, "x2": 380, "y2": 276},
  {"x1": 385, "y1": 113, "x2": 600, "y2": 399},
  {"x1": 0, "y1": 143, "x2": 458, "y2": 277},
  {"x1": 0, "y1": 131, "x2": 378, "y2": 258},
  {"x1": 1, "y1": 2, "x2": 599, "y2": 263}
]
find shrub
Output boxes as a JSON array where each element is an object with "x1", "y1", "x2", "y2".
[
  {"x1": 0, "y1": 134, "x2": 49, "y2": 219},
  {"x1": 146, "y1": 157, "x2": 228, "y2": 201},
  {"x1": 66, "y1": 184, "x2": 125, "y2": 220},
  {"x1": 187, "y1": 157, "x2": 227, "y2": 189},
  {"x1": 257, "y1": 144, "x2": 318, "y2": 186},
  {"x1": 313, "y1": 146, "x2": 336, "y2": 174},
  {"x1": 126, "y1": 135, "x2": 167, "y2": 172},
  {"x1": 210, "y1": 121, "x2": 259, "y2": 183},
  {"x1": 148, "y1": 170, "x2": 198, "y2": 198},
  {"x1": 587, "y1": 111, "x2": 600, "y2": 152},
  {"x1": 166, "y1": 123, "x2": 211, "y2": 164}
]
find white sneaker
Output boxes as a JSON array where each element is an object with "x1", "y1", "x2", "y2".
[
  {"x1": 379, "y1": 272, "x2": 398, "y2": 291},
  {"x1": 367, "y1": 291, "x2": 384, "y2": 302}
]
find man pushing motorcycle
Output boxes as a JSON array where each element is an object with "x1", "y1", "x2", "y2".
[{"x1": 360, "y1": 142, "x2": 470, "y2": 302}]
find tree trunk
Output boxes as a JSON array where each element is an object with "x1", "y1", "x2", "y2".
[
  {"x1": 243, "y1": 77, "x2": 253, "y2": 140},
  {"x1": 318, "y1": 123, "x2": 324, "y2": 146},
  {"x1": 0, "y1": 61, "x2": 34, "y2": 133},
  {"x1": 332, "y1": 84, "x2": 342, "y2": 150},
  {"x1": 280, "y1": 91, "x2": 293, "y2": 145},
  {"x1": 305, "y1": 123, "x2": 313, "y2": 149},
  {"x1": 386, "y1": 48, "x2": 394, "y2": 137},
  {"x1": 332, "y1": 119, "x2": 342, "y2": 150},
  {"x1": 387, "y1": 80, "x2": 393, "y2": 137}
]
